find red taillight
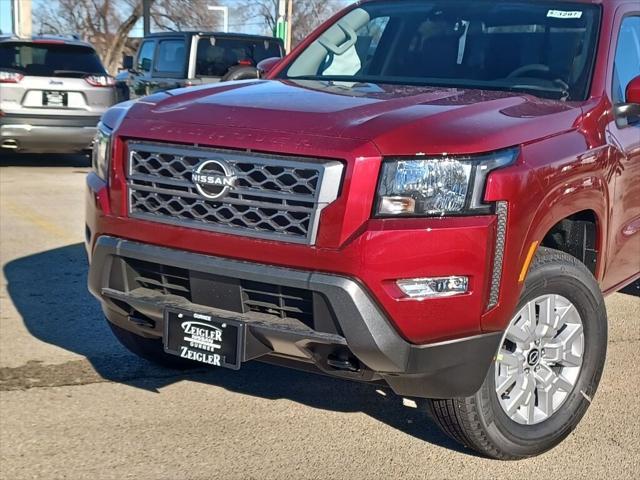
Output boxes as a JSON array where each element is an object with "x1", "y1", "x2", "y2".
[
  {"x1": 0, "y1": 71, "x2": 24, "y2": 83},
  {"x1": 84, "y1": 75, "x2": 115, "y2": 87},
  {"x1": 238, "y1": 59, "x2": 253, "y2": 66}
]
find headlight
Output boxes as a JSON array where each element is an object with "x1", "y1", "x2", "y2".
[
  {"x1": 375, "y1": 149, "x2": 518, "y2": 217},
  {"x1": 92, "y1": 123, "x2": 112, "y2": 182}
]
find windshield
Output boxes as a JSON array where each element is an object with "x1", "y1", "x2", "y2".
[
  {"x1": 282, "y1": 1, "x2": 601, "y2": 101},
  {"x1": 0, "y1": 42, "x2": 106, "y2": 77}
]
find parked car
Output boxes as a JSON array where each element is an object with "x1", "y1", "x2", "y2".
[
  {"x1": 115, "y1": 32, "x2": 284, "y2": 101},
  {"x1": 0, "y1": 35, "x2": 116, "y2": 153},
  {"x1": 86, "y1": 0, "x2": 640, "y2": 459}
]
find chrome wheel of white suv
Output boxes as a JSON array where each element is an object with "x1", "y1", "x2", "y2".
[{"x1": 495, "y1": 294, "x2": 585, "y2": 425}]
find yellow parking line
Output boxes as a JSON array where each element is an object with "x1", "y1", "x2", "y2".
[{"x1": 1, "y1": 199, "x2": 77, "y2": 243}]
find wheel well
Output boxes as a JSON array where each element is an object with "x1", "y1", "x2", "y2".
[{"x1": 540, "y1": 211, "x2": 598, "y2": 276}]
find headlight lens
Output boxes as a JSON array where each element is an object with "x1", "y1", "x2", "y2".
[
  {"x1": 376, "y1": 149, "x2": 518, "y2": 216},
  {"x1": 92, "y1": 123, "x2": 112, "y2": 182}
]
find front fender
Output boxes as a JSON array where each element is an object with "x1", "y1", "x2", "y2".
[
  {"x1": 481, "y1": 136, "x2": 609, "y2": 334},
  {"x1": 526, "y1": 175, "x2": 608, "y2": 276}
]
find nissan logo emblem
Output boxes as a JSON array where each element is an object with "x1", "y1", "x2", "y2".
[
  {"x1": 527, "y1": 349, "x2": 540, "y2": 366},
  {"x1": 192, "y1": 160, "x2": 236, "y2": 200}
]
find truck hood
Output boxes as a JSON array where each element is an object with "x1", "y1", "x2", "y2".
[{"x1": 126, "y1": 79, "x2": 583, "y2": 155}]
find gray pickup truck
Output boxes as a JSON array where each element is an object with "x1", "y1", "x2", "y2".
[{"x1": 116, "y1": 31, "x2": 284, "y2": 101}]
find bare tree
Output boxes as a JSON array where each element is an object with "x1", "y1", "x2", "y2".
[
  {"x1": 33, "y1": 0, "x2": 230, "y2": 73},
  {"x1": 34, "y1": 0, "x2": 351, "y2": 73},
  {"x1": 244, "y1": 0, "x2": 279, "y2": 35},
  {"x1": 150, "y1": 0, "x2": 229, "y2": 32},
  {"x1": 239, "y1": 0, "x2": 350, "y2": 48},
  {"x1": 34, "y1": 0, "x2": 149, "y2": 74},
  {"x1": 290, "y1": 0, "x2": 345, "y2": 46}
]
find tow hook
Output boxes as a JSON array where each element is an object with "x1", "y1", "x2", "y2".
[{"x1": 327, "y1": 355, "x2": 360, "y2": 372}]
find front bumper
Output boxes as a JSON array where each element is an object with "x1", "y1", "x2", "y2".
[
  {"x1": 89, "y1": 235, "x2": 502, "y2": 398},
  {"x1": 0, "y1": 114, "x2": 100, "y2": 153}
]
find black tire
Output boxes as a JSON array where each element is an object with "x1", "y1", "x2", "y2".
[
  {"x1": 108, "y1": 321, "x2": 200, "y2": 370},
  {"x1": 427, "y1": 247, "x2": 607, "y2": 459}
]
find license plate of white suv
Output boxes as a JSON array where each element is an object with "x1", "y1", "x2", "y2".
[
  {"x1": 163, "y1": 308, "x2": 244, "y2": 369},
  {"x1": 42, "y1": 90, "x2": 68, "y2": 107}
]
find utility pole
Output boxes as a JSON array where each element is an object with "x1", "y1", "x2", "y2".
[
  {"x1": 276, "y1": 0, "x2": 287, "y2": 43},
  {"x1": 285, "y1": 0, "x2": 294, "y2": 53},
  {"x1": 143, "y1": 0, "x2": 152, "y2": 36},
  {"x1": 276, "y1": 0, "x2": 294, "y2": 53}
]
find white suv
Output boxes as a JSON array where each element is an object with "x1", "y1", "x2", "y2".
[{"x1": 0, "y1": 35, "x2": 117, "y2": 154}]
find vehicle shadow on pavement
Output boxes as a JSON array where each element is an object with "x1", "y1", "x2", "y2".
[
  {"x1": 619, "y1": 280, "x2": 640, "y2": 297},
  {"x1": 0, "y1": 153, "x2": 90, "y2": 168},
  {"x1": 3, "y1": 243, "x2": 470, "y2": 456}
]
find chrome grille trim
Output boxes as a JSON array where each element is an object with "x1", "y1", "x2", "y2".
[{"x1": 126, "y1": 142, "x2": 344, "y2": 244}]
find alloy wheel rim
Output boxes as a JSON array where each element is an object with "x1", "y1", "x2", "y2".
[{"x1": 494, "y1": 294, "x2": 585, "y2": 425}]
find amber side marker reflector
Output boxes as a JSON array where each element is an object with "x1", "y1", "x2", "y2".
[{"x1": 519, "y1": 241, "x2": 540, "y2": 282}]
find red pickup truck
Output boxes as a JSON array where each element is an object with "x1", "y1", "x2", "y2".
[{"x1": 86, "y1": 0, "x2": 640, "y2": 459}]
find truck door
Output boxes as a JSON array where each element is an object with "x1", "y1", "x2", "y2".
[
  {"x1": 605, "y1": 13, "x2": 640, "y2": 289},
  {"x1": 151, "y1": 38, "x2": 189, "y2": 92},
  {"x1": 128, "y1": 39, "x2": 156, "y2": 99}
]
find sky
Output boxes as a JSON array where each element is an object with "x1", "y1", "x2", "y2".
[
  {"x1": 0, "y1": 0, "x2": 13, "y2": 35},
  {"x1": 0, "y1": 0, "x2": 272, "y2": 37},
  {"x1": 1, "y1": 0, "x2": 356, "y2": 38},
  {"x1": 0, "y1": 0, "x2": 144, "y2": 37},
  {"x1": 1, "y1": 0, "x2": 48, "y2": 36}
]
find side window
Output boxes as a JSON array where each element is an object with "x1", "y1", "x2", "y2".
[
  {"x1": 137, "y1": 41, "x2": 155, "y2": 73},
  {"x1": 195, "y1": 38, "x2": 283, "y2": 77},
  {"x1": 320, "y1": 16, "x2": 391, "y2": 77},
  {"x1": 196, "y1": 37, "x2": 247, "y2": 77},
  {"x1": 613, "y1": 16, "x2": 640, "y2": 104},
  {"x1": 154, "y1": 39, "x2": 186, "y2": 76},
  {"x1": 356, "y1": 16, "x2": 391, "y2": 73}
]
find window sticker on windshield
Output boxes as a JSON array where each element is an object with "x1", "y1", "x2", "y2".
[{"x1": 547, "y1": 10, "x2": 583, "y2": 19}]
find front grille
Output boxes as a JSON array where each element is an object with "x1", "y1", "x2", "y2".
[
  {"x1": 127, "y1": 142, "x2": 343, "y2": 244},
  {"x1": 126, "y1": 258, "x2": 191, "y2": 298},
  {"x1": 116, "y1": 257, "x2": 338, "y2": 332},
  {"x1": 242, "y1": 280, "x2": 313, "y2": 326}
]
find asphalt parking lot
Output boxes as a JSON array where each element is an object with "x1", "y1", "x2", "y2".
[{"x1": 0, "y1": 154, "x2": 639, "y2": 480}]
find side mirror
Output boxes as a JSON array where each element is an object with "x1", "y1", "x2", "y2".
[
  {"x1": 614, "y1": 75, "x2": 640, "y2": 125},
  {"x1": 122, "y1": 55, "x2": 134, "y2": 71},
  {"x1": 257, "y1": 57, "x2": 282, "y2": 77},
  {"x1": 626, "y1": 75, "x2": 640, "y2": 104},
  {"x1": 140, "y1": 58, "x2": 152, "y2": 72}
]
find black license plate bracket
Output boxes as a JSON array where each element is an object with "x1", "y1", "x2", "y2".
[{"x1": 163, "y1": 308, "x2": 244, "y2": 370}]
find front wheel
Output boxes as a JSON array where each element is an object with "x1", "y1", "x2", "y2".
[{"x1": 427, "y1": 247, "x2": 607, "y2": 459}]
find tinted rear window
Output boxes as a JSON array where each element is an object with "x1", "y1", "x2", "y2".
[
  {"x1": 0, "y1": 42, "x2": 106, "y2": 77},
  {"x1": 196, "y1": 37, "x2": 283, "y2": 77}
]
